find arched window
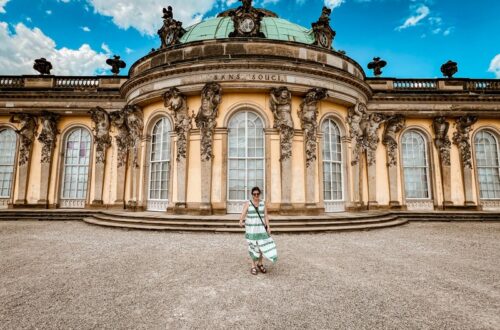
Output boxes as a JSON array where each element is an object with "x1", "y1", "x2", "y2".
[
  {"x1": 401, "y1": 130, "x2": 431, "y2": 199},
  {"x1": 227, "y1": 111, "x2": 265, "y2": 213},
  {"x1": 474, "y1": 130, "x2": 500, "y2": 199},
  {"x1": 61, "y1": 127, "x2": 91, "y2": 208},
  {"x1": 147, "y1": 118, "x2": 171, "y2": 211},
  {"x1": 0, "y1": 129, "x2": 17, "y2": 201},
  {"x1": 322, "y1": 119, "x2": 344, "y2": 212}
]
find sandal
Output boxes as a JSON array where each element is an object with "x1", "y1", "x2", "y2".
[
  {"x1": 257, "y1": 264, "x2": 267, "y2": 273},
  {"x1": 251, "y1": 267, "x2": 258, "y2": 275}
]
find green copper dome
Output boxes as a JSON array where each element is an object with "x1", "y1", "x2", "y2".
[{"x1": 179, "y1": 17, "x2": 315, "y2": 45}]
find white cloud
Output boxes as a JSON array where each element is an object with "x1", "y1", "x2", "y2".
[
  {"x1": 81, "y1": 26, "x2": 91, "y2": 32},
  {"x1": 396, "y1": 5, "x2": 430, "y2": 31},
  {"x1": 488, "y1": 54, "x2": 500, "y2": 78},
  {"x1": 0, "y1": 0, "x2": 9, "y2": 14},
  {"x1": 0, "y1": 22, "x2": 109, "y2": 75},
  {"x1": 125, "y1": 47, "x2": 133, "y2": 54},
  {"x1": 87, "y1": 0, "x2": 220, "y2": 36},
  {"x1": 324, "y1": 0, "x2": 345, "y2": 9},
  {"x1": 46, "y1": 10, "x2": 53, "y2": 15}
]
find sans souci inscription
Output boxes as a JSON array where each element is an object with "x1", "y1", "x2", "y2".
[{"x1": 211, "y1": 73, "x2": 286, "y2": 82}]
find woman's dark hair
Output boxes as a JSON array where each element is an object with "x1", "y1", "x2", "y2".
[{"x1": 251, "y1": 187, "x2": 261, "y2": 195}]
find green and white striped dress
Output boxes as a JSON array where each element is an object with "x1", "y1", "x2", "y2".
[{"x1": 245, "y1": 200, "x2": 278, "y2": 263}]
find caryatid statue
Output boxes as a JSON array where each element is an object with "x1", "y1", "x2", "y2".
[
  {"x1": 433, "y1": 116, "x2": 451, "y2": 166},
  {"x1": 196, "y1": 82, "x2": 222, "y2": 162},
  {"x1": 299, "y1": 88, "x2": 327, "y2": 167},
  {"x1": 10, "y1": 113, "x2": 38, "y2": 166},
  {"x1": 453, "y1": 115, "x2": 478, "y2": 169},
  {"x1": 124, "y1": 105, "x2": 144, "y2": 168},
  {"x1": 164, "y1": 87, "x2": 192, "y2": 161},
  {"x1": 270, "y1": 87, "x2": 294, "y2": 161},
  {"x1": 37, "y1": 111, "x2": 60, "y2": 164},
  {"x1": 89, "y1": 107, "x2": 112, "y2": 164},
  {"x1": 382, "y1": 115, "x2": 405, "y2": 167},
  {"x1": 110, "y1": 109, "x2": 130, "y2": 168},
  {"x1": 365, "y1": 113, "x2": 387, "y2": 166},
  {"x1": 346, "y1": 102, "x2": 368, "y2": 165}
]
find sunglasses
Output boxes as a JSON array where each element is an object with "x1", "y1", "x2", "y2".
[{"x1": 252, "y1": 193, "x2": 260, "y2": 196}]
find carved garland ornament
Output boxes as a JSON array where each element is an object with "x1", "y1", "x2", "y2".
[
  {"x1": 38, "y1": 111, "x2": 60, "y2": 164},
  {"x1": 270, "y1": 86, "x2": 294, "y2": 162},
  {"x1": 195, "y1": 82, "x2": 222, "y2": 162},
  {"x1": 10, "y1": 113, "x2": 38, "y2": 166},
  {"x1": 453, "y1": 115, "x2": 478, "y2": 169},
  {"x1": 382, "y1": 115, "x2": 405, "y2": 167},
  {"x1": 299, "y1": 88, "x2": 327, "y2": 167},
  {"x1": 89, "y1": 107, "x2": 112, "y2": 164},
  {"x1": 164, "y1": 87, "x2": 192, "y2": 162},
  {"x1": 433, "y1": 116, "x2": 451, "y2": 167}
]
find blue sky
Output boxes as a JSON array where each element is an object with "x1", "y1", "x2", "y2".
[{"x1": 0, "y1": 0, "x2": 498, "y2": 78}]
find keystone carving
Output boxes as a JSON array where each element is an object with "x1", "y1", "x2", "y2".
[
  {"x1": 164, "y1": 87, "x2": 192, "y2": 161},
  {"x1": 270, "y1": 87, "x2": 294, "y2": 162},
  {"x1": 195, "y1": 83, "x2": 222, "y2": 162},
  {"x1": 299, "y1": 88, "x2": 327, "y2": 167},
  {"x1": 89, "y1": 107, "x2": 112, "y2": 164},
  {"x1": 37, "y1": 111, "x2": 60, "y2": 164},
  {"x1": 10, "y1": 113, "x2": 38, "y2": 166},
  {"x1": 312, "y1": 6, "x2": 336, "y2": 49},
  {"x1": 433, "y1": 116, "x2": 451, "y2": 167},
  {"x1": 347, "y1": 103, "x2": 386, "y2": 166},
  {"x1": 228, "y1": 0, "x2": 266, "y2": 38},
  {"x1": 453, "y1": 115, "x2": 478, "y2": 169},
  {"x1": 106, "y1": 55, "x2": 126, "y2": 75},
  {"x1": 158, "y1": 6, "x2": 186, "y2": 49},
  {"x1": 382, "y1": 115, "x2": 405, "y2": 167},
  {"x1": 33, "y1": 58, "x2": 52, "y2": 75}
]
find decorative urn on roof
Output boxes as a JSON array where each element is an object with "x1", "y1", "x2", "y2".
[
  {"x1": 227, "y1": 0, "x2": 266, "y2": 38},
  {"x1": 367, "y1": 57, "x2": 387, "y2": 77},
  {"x1": 441, "y1": 60, "x2": 458, "y2": 78},
  {"x1": 158, "y1": 6, "x2": 186, "y2": 49},
  {"x1": 106, "y1": 55, "x2": 126, "y2": 75},
  {"x1": 312, "y1": 6, "x2": 336, "y2": 49},
  {"x1": 33, "y1": 58, "x2": 53, "y2": 75}
]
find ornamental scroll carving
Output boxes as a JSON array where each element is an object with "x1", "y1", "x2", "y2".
[
  {"x1": 195, "y1": 83, "x2": 222, "y2": 162},
  {"x1": 299, "y1": 88, "x2": 327, "y2": 167},
  {"x1": 433, "y1": 117, "x2": 451, "y2": 167},
  {"x1": 164, "y1": 87, "x2": 192, "y2": 162},
  {"x1": 270, "y1": 87, "x2": 294, "y2": 162},
  {"x1": 453, "y1": 115, "x2": 478, "y2": 169},
  {"x1": 89, "y1": 107, "x2": 111, "y2": 164},
  {"x1": 10, "y1": 113, "x2": 38, "y2": 166},
  {"x1": 110, "y1": 105, "x2": 144, "y2": 168},
  {"x1": 38, "y1": 111, "x2": 60, "y2": 164},
  {"x1": 346, "y1": 102, "x2": 386, "y2": 166},
  {"x1": 382, "y1": 115, "x2": 405, "y2": 167}
]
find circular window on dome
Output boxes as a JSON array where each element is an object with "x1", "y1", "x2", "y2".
[{"x1": 239, "y1": 17, "x2": 255, "y2": 34}]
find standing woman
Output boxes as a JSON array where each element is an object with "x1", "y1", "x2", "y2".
[{"x1": 239, "y1": 187, "x2": 278, "y2": 275}]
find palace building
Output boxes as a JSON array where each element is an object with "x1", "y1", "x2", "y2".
[{"x1": 1, "y1": 1, "x2": 500, "y2": 216}]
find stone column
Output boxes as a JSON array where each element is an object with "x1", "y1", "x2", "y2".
[
  {"x1": 299, "y1": 88, "x2": 327, "y2": 214},
  {"x1": 453, "y1": 115, "x2": 478, "y2": 206},
  {"x1": 366, "y1": 149, "x2": 378, "y2": 208},
  {"x1": 110, "y1": 108, "x2": 129, "y2": 207},
  {"x1": 163, "y1": 87, "x2": 192, "y2": 212},
  {"x1": 37, "y1": 111, "x2": 60, "y2": 207},
  {"x1": 433, "y1": 117, "x2": 453, "y2": 207},
  {"x1": 10, "y1": 114, "x2": 38, "y2": 206},
  {"x1": 270, "y1": 87, "x2": 294, "y2": 213},
  {"x1": 195, "y1": 83, "x2": 222, "y2": 215},
  {"x1": 89, "y1": 107, "x2": 111, "y2": 207},
  {"x1": 383, "y1": 115, "x2": 405, "y2": 208}
]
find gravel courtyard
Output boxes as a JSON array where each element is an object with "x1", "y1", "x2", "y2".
[{"x1": 1, "y1": 221, "x2": 499, "y2": 330}]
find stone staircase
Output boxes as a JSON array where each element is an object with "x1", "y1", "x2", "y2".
[{"x1": 1, "y1": 209, "x2": 499, "y2": 233}]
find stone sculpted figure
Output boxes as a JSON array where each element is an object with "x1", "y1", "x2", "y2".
[
  {"x1": 10, "y1": 113, "x2": 38, "y2": 166},
  {"x1": 164, "y1": 87, "x2": 192, "y2": 161},
  {"x1": 270, "y1": 87, "x2": 294, "y2": 161},
  {"x1": 228, "y1": 0, "x2": 265, "y2": 38},
  {"x1": 346, "y1": 102, "x2": 367, "y2": 165},
  {"x1": 433, "y1": 116, "x2": 451, "y2": 166},
  {"x1": 33, "y1": 58, "x2": 52, "y2": 75},
  {"x1": 312, "y1": 6, "x2": 336, "y2": 49},
  {"x1": 125, "y1": 105, "x2": 144, "y2": 168},
  {"x1": 158, "y1": 6, "x2": 186, "y2": 49},
  {"x1": 241, "y1": 0, "x2": 252, "y2": 11},
  {"x1": 299, "y1": 88, "x2": 327, "y2": 167},
  {"x1": 110, "y1": 109, "x2": 130, "y2": 168},
  {"x1": 319, "y1": 6, "x2": 331, "y2": 25},
  {"x1": 453, "y1": 115, "x2": 478, "y2": 169},
  {"x1": 196, "y1": 82, "x2": 222, "y2": 162},
  {"x1": 37, "y1": 111, "x2": 60, "y2": 164},
  {"x1": 382, "y1": 115, "x2": 405, "y2": 167},
  {"x1": 89, "y1": 107, "x2": 112, "y2": 164},
  {"x1": 365, "y1": 113, "x2": 387, "y2": 166}
]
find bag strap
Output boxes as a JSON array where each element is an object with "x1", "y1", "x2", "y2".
[{"x1": 250, "y1": 200, "x2": 268, "y2": 231}]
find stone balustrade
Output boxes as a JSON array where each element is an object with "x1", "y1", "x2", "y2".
[
  {"x1": 0, "y1": 75, "x2": 128, "y2": 90},
  {"x1": 368, "y1": 78, "x2": 500, "y2": 92}
]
